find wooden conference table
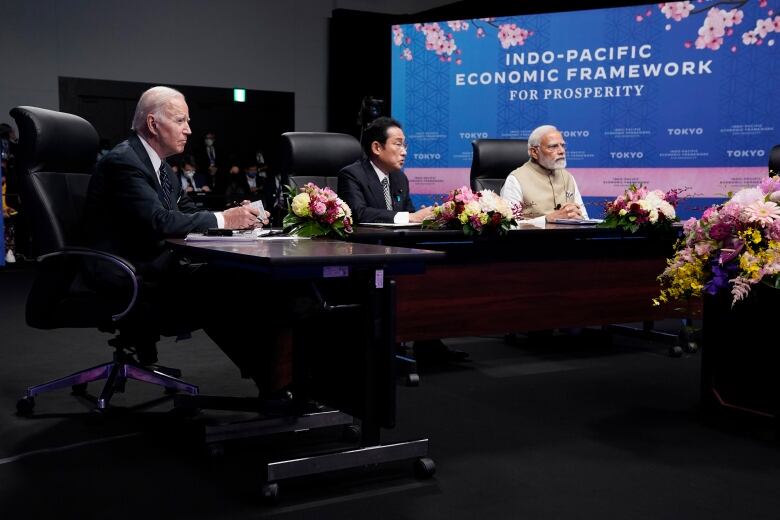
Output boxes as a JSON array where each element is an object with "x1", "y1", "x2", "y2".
[
  {"x1": 348, "y1": 223, "x2": 699, "y2": 342},
  {"x1": 167, "y1": 237, "x2": 443, "y2": 495}
]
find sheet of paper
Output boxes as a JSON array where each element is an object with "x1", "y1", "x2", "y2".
[
  {"x1": 359, "y1": 222, "x2": 421, "y2": 228},
  {"x1": 547, "y1": 218, "x2": 604, "y2": 225}
]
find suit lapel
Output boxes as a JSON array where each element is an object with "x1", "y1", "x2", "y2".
[
  {"x1": 128, "y1": 134, "x2": 177, "y2": 208},
  {"x1": 388, "y1": 172, "x2": 405, "y2": 211}
]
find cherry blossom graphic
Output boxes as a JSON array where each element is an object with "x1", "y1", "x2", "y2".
[
  {"x1": 392, "y1": 18, "x2": 534, "y2": 64},
  {"x1": 638, "y1": 1, "x2": 779, "y2": 51}
]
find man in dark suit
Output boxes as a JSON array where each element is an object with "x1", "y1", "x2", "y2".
[
  {"x1": 338, "y1": 117, "x2": 432, "y2": 224},
  {"x1": 195, "y1": 130, "x2": 226, "y2": 193},
  {"x1": 338, "y1": 117, "x2": 467, "y2": 364},
  {"x1": 84, "y1": 86, "x2": 291, "y2": 396}
]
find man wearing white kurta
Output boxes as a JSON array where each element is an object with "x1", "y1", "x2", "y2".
[{"x1": 501, "y1": 125, "x2": 588, "y2": 227}]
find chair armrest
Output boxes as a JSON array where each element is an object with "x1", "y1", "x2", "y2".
[{"x1": 37, "y1": 247, "x2": 139, "y2": 322}]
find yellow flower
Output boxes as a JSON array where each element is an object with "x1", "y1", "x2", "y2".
[
  {"x1": 291, "y1": 193, "x2": 311, "y2": 217},
  {"x1": 480, "y1": 212, "x2": 489, "y2": 225}
]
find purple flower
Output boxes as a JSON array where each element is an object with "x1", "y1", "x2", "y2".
[
  {"x1": 708, "y1": 222, "x2": 732, "y2": 241},
  {"x1": 703, "y1": 260, "x2": 735, "y2": 296}
]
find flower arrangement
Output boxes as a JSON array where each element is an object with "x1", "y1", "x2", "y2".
[
  {"x1": 600, "y1": 184, "x2": 684, "y2": 233},
  {"x1": 282, "y1": 183, "x2": 353, "y2": 238},
  {"x1": 656, "y1": 177, "x2": 780, "y2": 307},
  {"x1": 422, "y1": 186, "x2": 515, "y2": 235}
]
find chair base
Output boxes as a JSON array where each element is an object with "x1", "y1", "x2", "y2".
[{"x1": 17, "y1": 350, "x2": 198, "y2": 414}]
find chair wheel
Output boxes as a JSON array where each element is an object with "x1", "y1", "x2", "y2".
[
  {"x1": 16, "y1": 396, "x2": 34, "y2": 416},
  {"x1": 406, "y1": 373, "x2": 420, "y2": 387},
  {"x1": 342, "y1": 424, "x2": 362, "y2": 443},
  {"x1": 261, "y1": 482, "x2": 279, "y2": 503},
  {"x1": 414, "y1": 457, "x2": 436, "y2": 479},
  {"x1": 71, "y1": 383, "x2": 88, "y2": 395},
  {"x1": 684, "y1": 341, "x2": 699, "y2": 354}
]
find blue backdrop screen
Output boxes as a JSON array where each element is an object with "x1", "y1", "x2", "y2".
[{"x1": 390, "y1": 1, "x2": 780, "y2": 216}]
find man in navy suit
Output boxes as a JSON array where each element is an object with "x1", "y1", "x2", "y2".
[
  {"x1": 84, "y1": 86, "x2": 291, "y2": 394},
  {"x1": 338, "y1": 117, "x2": 432, "y2": 224},
  {"x1": 338, "y1": 117, "x2": 468, "y2": 364}
]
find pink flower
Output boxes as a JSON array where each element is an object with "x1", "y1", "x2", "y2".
[
  {"x1": 767, "y1": 220, "x2": 780, "y2": 240},
  {"x1": 759, "y1": 176, "x2": 780, "y2": 194},
  {"x1": 744, "y1": 200, "x2": 780, "y2": 225},
  {"x1": 311, "y1": 200, "x2": 327, "y2": 216}
]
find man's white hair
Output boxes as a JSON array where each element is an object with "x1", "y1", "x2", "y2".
[
  {"x1": 527, "y1": 125, "x2": 559, "y2": 153},
  {"x1": 131, "y1": 86, "x2": 185, "y2": 135}
]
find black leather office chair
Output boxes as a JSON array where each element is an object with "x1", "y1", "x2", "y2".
[
  {"x1": 470, "y1": 138, "x2": 530, "y2": 192},
  {"x1": 769, "y1": 144, "x2": 780, "y2": 176},
  {"x1": 278, "y1": 132, "x2": 363, "y2": 193},
  {"x1": 11, "y1": 106, "x2": 197, "y2": 415}
]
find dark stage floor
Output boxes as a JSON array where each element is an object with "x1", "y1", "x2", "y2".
[{"x1": 2, "y1": 261, "x2": 779, "y2": 519}]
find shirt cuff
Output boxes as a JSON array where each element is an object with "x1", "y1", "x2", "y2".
[
  {"x1": 214, "y1": 212, "x2": 225, "y2": 228},
  {"x1": 394, "y1": 212, "x2": 410, "y2": 224}
]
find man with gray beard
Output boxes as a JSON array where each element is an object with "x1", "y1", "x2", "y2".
[{"x1": 501, "y1": 124, "x2": 588, "y2": 226}]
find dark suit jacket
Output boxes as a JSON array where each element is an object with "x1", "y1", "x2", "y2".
[
  {"x1": 85, "y1": 133, "x2": 217, "y2": 277},
  {"x1": 337, "y1": 158, "x2": 415, "y2": 223}
]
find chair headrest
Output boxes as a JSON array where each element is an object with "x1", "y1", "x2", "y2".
[
  {"x1": 769, "y1": 144, "x2": 780, "y2": 175},
  {"x1": 10, "y1": 106, "x2": 99, "y2": 174},
  {"x1": 470, "y1": 139, "x2": 530, "y2": 181},
  {"x1": 279, "y1": 132, "x2": 363, "y2": 177}
]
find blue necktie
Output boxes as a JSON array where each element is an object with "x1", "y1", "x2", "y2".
[{"x1": 159, "y1": 163, "x2": 173, "y2": 209}]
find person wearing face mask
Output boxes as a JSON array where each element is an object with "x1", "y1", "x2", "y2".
[
  {"x1": 501, "y1": 124, "x2": 588, "y2": 226},
  {"x1": 178, "y1": 155, "x2": 211, "y2": 193}
]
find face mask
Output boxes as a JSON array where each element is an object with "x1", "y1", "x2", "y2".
[
  {"x1": 246, "y1": 171, "x2": 257, "y2": 179},
  {"x1": 204, "y1": 138, "x2": 214, "y2": 147},
  {"x1": 184, "y1": 170, "x2": 195, "y2": 177}
]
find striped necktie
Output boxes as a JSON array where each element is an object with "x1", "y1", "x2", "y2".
[
  {"x1": 381, "y1": 176, "x2": 393, "y2": 210},
  {"x1": 159, "y1": 163, "x2": 173, "y2": 209}
]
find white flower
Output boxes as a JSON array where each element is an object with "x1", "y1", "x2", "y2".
[
  {"x1": 728, "y1": 187, "x2": 764, "y2": 207},
  {"x1": 478, "y1": 190, "x2": 512, "y2": 219},
  {"x1": 291, "y1": 193, "x2": 311, "y2": 217},
  {"x1": 658, "y1": 200, "x2": 676, "y2": 220}
]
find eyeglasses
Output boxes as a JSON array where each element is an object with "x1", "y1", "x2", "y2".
[{"x1": 384, "y1": 140, "x2": 409, "y2": 150}]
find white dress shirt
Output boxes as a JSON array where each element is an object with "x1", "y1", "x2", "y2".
[
  {"x1": 369, "y1": 161, "x2": 409, "y2": 224},
  {"x1": 138, "y1": 135, "x2": 224, "y2": 227}
]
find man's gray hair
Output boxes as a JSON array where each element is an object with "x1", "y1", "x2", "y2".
[
  {"x1": 527, "y1": 125, "x2": 559, "y2": 153},
  {"x1": 131, "y1": 86, "x2": 185, "y2": 135}
]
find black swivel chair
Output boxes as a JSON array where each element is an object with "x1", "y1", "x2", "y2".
[
  {"x1": 769, "y1": 144, "x2": 780, "y2": 176},
  {"x1": 278, "y1": 132, "x2": 363, "y2": 193},
  {"x1": 469, "y1": 138, "x2": 530, "y2": 192},
  {"x1": 11, "y1": 106, "x2": 198, "y2": 415}
]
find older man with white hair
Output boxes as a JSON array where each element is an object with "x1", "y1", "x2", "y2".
[
  {"x1": 85, "y1": 87, "x2": 293, "y2": 404},
  {"x1": 500, "y1": 124, "x2": 588, "y2": 226}
]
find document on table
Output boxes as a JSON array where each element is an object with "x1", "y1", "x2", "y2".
[
  {"x1": 359, "y1": 222, "x2": 422, "y2": 228},
  {"x1": 547, "y1": 218, "x2": 604, "y2": 225}
]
